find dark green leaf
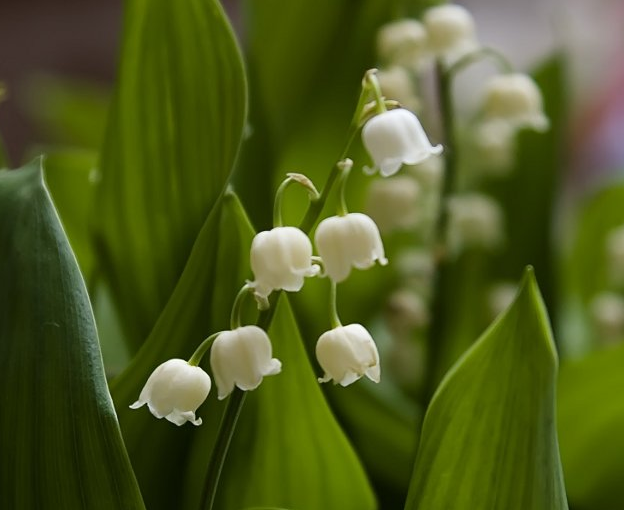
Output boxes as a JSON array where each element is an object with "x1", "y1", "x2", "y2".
[
  {"x1": 210, "y1": 295, "x2": 376, "y2": 510},
  {"x1": 0, "y1": 158, "x2": 144, "y2": 509},
  {"x1": 404, "y1": 268, "x2": 568, "y2": 510},
  {"x1": 95, "y1": 0, "x2": 247, "y2": 349},
  {"x1": 558, "y1": 343, "x2": 624, "y2": 510},
  {"x1": 110, "y1": 191, "x2": 253, "y2": 510}
]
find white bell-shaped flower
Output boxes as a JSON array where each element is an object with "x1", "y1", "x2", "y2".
[
  {"x1": 362, "y1": 108, "x2": 442, "y2": 177},
  {"x1": 423, "y1": 4, "x2": 479, "y2": 64},
  {"x1": 210, "y1": 325, "x2": 282, "y2": 400},
  {"x1": 130, "y1": 359, "x2": 211, "y2": 426},
  {"x1": 376, "y1": 19, "x2": 429, "y2": 70},
  {"x1": 481, "y1": 73, "x2": 549, "y2": 131},
  {"x1": 249, "y1": 226, "x2": 319, "y2": 300},
  {"x1": 314, "y1": 213, "x2": 388, "y2": 283},
  {"x1": 316, "y1": 324, "x2": 381, "y2": 386}
]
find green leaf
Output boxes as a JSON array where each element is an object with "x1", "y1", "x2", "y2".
[
  {"x1": 110, "y1": 191, "x2": 253, "y2": 509},
  {"x1": 210, "y1": 295, "x2": 376, "y2": 510},
  {"x1": 404, "y1": 268, "x2": 568, "y2": 510},
  {"x1": 0, "y1": 158, "x2": 144, "y2": 508},
  {"x1": 95, "y1": 0, "x2": 247, "y2": 350},
  {"x1": 558, "y1": 343, "x2": 624, "y2": 510}
]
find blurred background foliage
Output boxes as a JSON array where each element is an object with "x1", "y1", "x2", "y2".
[{"x1": 2, "y1": 0, "x2": 624, "y2": 509}]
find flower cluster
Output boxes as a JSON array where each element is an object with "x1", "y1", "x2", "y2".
[{"x1": 129, "y1": 66, "x2": 448, "y2": 425}]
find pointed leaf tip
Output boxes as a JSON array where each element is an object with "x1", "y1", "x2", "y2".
[{"x1": 404, "y1": 270, "x2": 567, "y2": 510}]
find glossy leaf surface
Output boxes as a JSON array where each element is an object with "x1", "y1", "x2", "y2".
[
  {"x1": 0, "y1": 158, "x2": 144, "y2": 509},
  {"x1": 95, "y1": 0, "x2": 247, "y2": 349},
  {"x1": 404, "y1": 268, "x2": 568, "y2": 510}
]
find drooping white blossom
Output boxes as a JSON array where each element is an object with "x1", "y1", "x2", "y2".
[
  {"x1": 314, "y1": 213, "x2": 388, "y2": 282},
  {"x1": 481, "y1": 73, "x2": 549, "y2": 132},
  {"x1": 249, "y1": 226, "x2": 319, "y2": 300},
  {"x1": 316, "y1": 324, "x2": 381, "y2": 386},
  {"x1": 130, "y1": 359, "x2": 211, "y2": 426},
  {"x1": 362, "y1": 108, "x2": 442, "y2": 177},
  {"x1": 423, "y1": 4, "x2": 479, "y2": 64},
  {"x1": 210, "y1": 326, "x2": 282, "y2": 400}
]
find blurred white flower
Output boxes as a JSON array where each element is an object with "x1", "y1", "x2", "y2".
[
  {"x1": 386, "y1": 288, "x2": 430, "y2": 336},
  {"x1": 481, "y1": 73, "x2": 549, "y2": 131},
  {"x1": 210, "y1": 326, "x2": 282, "y2": 400},
  {"x1": 487, "y1": 281, "x2": 518, "y2": 319},
  {"x1": 423, "y1": 4, "x2": 479, "y2": 65},
  {"x1": 362, "y1": 108, "x2": 442, "y2": 177},
  {"x1": 447, "y1": 193, "x2": 504, "y2": 255},
  {"x1": 130, "y1": 359, "x2": 211, "y2": 426},
  {"x1": 249, "y1": 226, "x2": 319, "y2": 300},
  {"x1": 316, "y1": 324, "x2": 381, "y2": 386},
  {"x1": 472, "y1": 119, "x2": 517, "y2": 174},
  {"x1": 314, "y1": 213, "x2": 388, "y2": 282},
  {"x1": 365, "y1": 175, "x2": 420, "y2": 233},
  {"x1": 377, "y1": 66, "x2": 421, "y2": 112},
  {"x1": 376, "y1": 19, "x2": 429, "y2": 70},
  {"x1": 590, "y1": 291, "x2": 624, "y2": 344}
]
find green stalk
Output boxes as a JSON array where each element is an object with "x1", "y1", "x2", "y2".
[
  {"x1": 199, "y1": 72, "x2": 374, "y2": 510},
  {"x1": 423, "y1": 60, "x2": 458, "y2": 401}
]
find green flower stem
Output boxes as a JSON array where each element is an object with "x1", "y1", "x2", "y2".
[
  {"x1": 199, "y1": 388, "x2": 246, "y2": 510},
  {"x1": 336, "y1": 159, "x2": 353, "y2": 217},
  {"x1": 200, "y1": 72, "x2": 375, "y2": 510},
  {"x1": 273, "y1": 173, "x2": 321, "y2": 228},
  {"x1": 364, "y1": 69, "x2": 387, "y2": 114},
  {"x1": 188, "y1": 331, "x2": 223, "y2": 367},
  {"x1": 423, "y1": 60, "x2": 459, "y2": 402},
  {"x1": 230, "y1": 283, "x2": 252, "y2": 330},
  {"x1": 446, "y1": 46, "x2": 514, "y2": 77},
  {"x1": 329, "y1": 280, "x2": 342, "y2": 329}
]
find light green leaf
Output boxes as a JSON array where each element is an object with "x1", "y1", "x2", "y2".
[
  {"x1": 404, "y1": 268, "x2": 568, "y2": 510},
  {"x1": 0, "y1": 158, "x2": 144, "y2": 509},
  {"x1": 110, "y1": 191, "x2": 253, "y2": 510},
  {"x1": 211, "y1": 295, "x2": 376, "y2": 510},
  {"x1": 95, "y1": 0, "x2": 247, "y2": 349},
  {"x1": 558, "y1": 343, "x2": 624, "y2": 510}
]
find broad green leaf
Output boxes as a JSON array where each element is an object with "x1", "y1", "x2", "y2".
[
  {"x1": 110, "y1": 191, "x2": 253, "y2": 510},
  {"x1": 558, "y1": 343, "x2": 624, "y2": 510},
  {"x1": 404, "y1": 268, "x2": 568, "y2": 510},
  {"x1": 95, "y1": 0, "x2": 247, "y2": 350},
  {"x1": 0, "y1": 158, "x2": 144, "y2": 509},
  {"x1": 210, "y1": 296, "x2": 376, "y2": 510}
]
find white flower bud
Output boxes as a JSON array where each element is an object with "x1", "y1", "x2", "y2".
[
  {"x1": 362, "y1": 108, "x2": 442, "y2": 177},
  {"x1": 316, "y1": 324, "x2": 381, "y2": 386},
  {"x1": 365, "y1": 175, "x2": 420, "y2": 233},
  {"x1": 376, "y1": 19, "x2": 429, "y2": 70},
  {"x1": 446, "y1": 193, "x2": 504, "y2": 255},
  {"x1": 314, "y1": 213, "x2": 388, "y2": 283},
  {"x1": 249, "y1": 226, "x2": 319, "y2": 300},
  {"x1": 210, "y1": 326, "x2": 282, "y2": 400},
  {"x1": 590, "y1": 292, "x2": 624, "y2": 344},
  {"x1": 481, "y1": 73, "x2": 549, "y2": 132},
  {"x1": 377, "y1": 66, "x2": 420, "y2": 112},
  {"x1": 606, "y1": 225, "x2": 624, "y2": 287},
  {"x1": 130, "y1": 359, "x2": 211, "y2": 426},
  {"x1": 423, "y1": 4, "x2": 478, "y2": 64}
]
